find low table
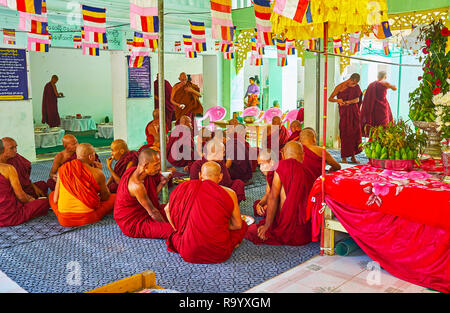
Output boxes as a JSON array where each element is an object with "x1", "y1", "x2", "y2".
[
  {"x1": 61, "y1": 117, "x2": 97, "y2": 132},
  {"x1": 97, "y1": 123, "x2": 114, "y2": 139},
  {"x1": 35, "y1": 129, "x2": 65, "y2": 148}
]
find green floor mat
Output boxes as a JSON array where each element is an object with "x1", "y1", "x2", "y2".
[{"x1": 36, "y1": 135, "x2": 113, "y2": 155}]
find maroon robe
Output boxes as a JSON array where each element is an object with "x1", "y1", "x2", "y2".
[
  {"x1": 113, "y1": 167, "x2": 174, "y2": 238},
  {"x1": 0, "y1": 174, "x2": 49, "y2": 227},
  {"x1": 287, "y1": 130, "x2": 301, "y2": 142},
  {"x1": 253, "y1": 170, "x2": 274, "y2": 217},
  {"x1": 265, "y1": 125, "x2": 289, "y2": 151},
  {"x1": 167, "y1": 126, "x2": 197, "y2": 167},
  {"x1": 154, "y1": 79, "x2": 174, "y2": 131},
  {"x1": 107, "y1": 151, "x2": 139, "y2": 193},
  {"x1": 189, "y1": 158, "x2": 246, "y2": 202},
  {"x1": 296, "y1": 108, "x2": 304, "y2": 123},
  {"x1": 42, "y1": 82, "x2": 60, "y2": 127},
  {"x1": 166, "y1": 180, "x2": 248, "y2": 264},
  {"x1": 226, "y1": 133, "x2": 253, "y2": 182},
  {"x1": 337, "y1": 85, "x2": 363, "y2": 158},
  {"x1": 7, "y1": 154, "x2": 48, "y2": 198},
  {"x1": 360, "y1": 81, "x2": 393, "y2": 137},
  {"x1": 245, "y1": 158, "x2": 314, "y2": 246},
  {"x1": 302, "y1": 145, "x2": 322, "y2": 181}
]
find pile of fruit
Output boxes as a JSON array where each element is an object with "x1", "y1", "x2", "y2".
[{"x1": 362, "y1": 120, "x2": 426, "y2": 161}]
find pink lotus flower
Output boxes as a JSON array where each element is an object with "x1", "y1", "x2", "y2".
[
  {"x1": 372, "y1": 183, "x2": 390, "y2": 196},
  {"x1": 407, "y1": 171, "x2": 432, "y2": 180}
]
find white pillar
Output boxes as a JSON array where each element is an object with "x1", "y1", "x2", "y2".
[{"x1": 110, "y1": 51, "x2": 128, "y2": 143}]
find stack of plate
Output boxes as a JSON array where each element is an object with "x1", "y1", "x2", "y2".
[{"x1": 49, "y1": 127, "x2": 60, "y2": 132}]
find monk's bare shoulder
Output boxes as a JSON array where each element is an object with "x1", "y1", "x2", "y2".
[
  {"x1": 307, "y1": 145, "x2": 323, "y2": 157},
  {"x1": 221, "y1": 185, "x2": 237, "y2": 200},
  {"x1": 0, "y1": 163, "x2": 14, "y2": 179}
]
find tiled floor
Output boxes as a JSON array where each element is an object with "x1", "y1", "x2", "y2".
[{"x1": 245, "y1": 251, "x2": 437, "y2": 293}]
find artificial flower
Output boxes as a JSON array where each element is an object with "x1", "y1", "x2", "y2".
[
  {"x1": 441, "y1": 27, "x2": 450, "y2": 37},
  {"x1": 433, "y1": 87, "x2": 441, "y2": 95}
]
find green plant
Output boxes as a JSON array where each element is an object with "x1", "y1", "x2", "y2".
[
  {"x1": 408, "y1": 20, "x2": 450, "y2": 122},
  {"x1": 361, "y1": 120, "x2": 427, "y2": 162}
]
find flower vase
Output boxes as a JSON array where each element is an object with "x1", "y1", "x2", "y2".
[{"x1": 413, "y1": 121, "x2": 442, "y2": 158}]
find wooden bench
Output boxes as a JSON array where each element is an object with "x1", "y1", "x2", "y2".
[
  {"x1": 322, "y1": 205, "x2": 348, "y2": 256},
  {"x1": 87, "y1": 270, "x2": 163, "y2": 293}
]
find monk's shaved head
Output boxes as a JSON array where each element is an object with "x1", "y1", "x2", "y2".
[
  {"x1": 0, "y1": 137, "x2": 17, "y2": 159},
  {"x1": 228, "y1": 118, "x2": 239, "y2": 126},
  {"x1": 179, "y1": 115, "x2": 192, "y2": 127},
  {"x1": 153, "y1": 109, "x2": 159, "y2": 120},
  {"x1": 138, "y1": 148, "x2": 159, "y2": 166},
  {"x1": 76, "y1": 143, "x2": 95, "y2": 160},
  {"x1": 282, "y1": 141, "x2": 304, "y2": 162},
  {"x1": 272, "y1": 116, "x2": 282, "y2": 125},
  {"x1": 300, "y1": 128, "x2": 317, "y2": 144},
  {"x1": 111, "y1": 139, "x2": 128, "y2": 151},
  {"x1": 200, "y1": 161, "x2": 222, "y2": 183},
  {"x1": 290, "y1": 120, "x2": 302, "y2": 130},
  {"x1": 205, "y1": 139, "x2": 224, "y2": 161},
  {"x1": 62, "y1": 134, "x2": 77, "y2": 146}
]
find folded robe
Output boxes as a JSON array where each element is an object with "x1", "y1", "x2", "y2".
[
  {"x1": 107, "y1": 150, "x2": 139, "y2": 193},
  {"x1": 7, "y1": 154, "x2": 48, "y2": 198},
  {"x1": 246, "y1": 158, "x2": 314, "y2": 246},
  {"x1": 166, "y1": 180, "x2": 248, "y2": 264},
  {"x1": 167, "y1": 127, "x2": 198, "y2": 167},
  {"x1": 0, "y1": 173, "x2": 49, "y2": 227},
  {"x1": 50, "y1": 159, "x2": 115, "y2": 227},
  {"x1": 114, "y1": 167, "x2": 173, "y2": 238},
  {"x1": 226, "y1": 134, "x2": 253, "y2": 182},
  {"x1": 189, "y1": 158, "x2": 246, "y2": 202}
]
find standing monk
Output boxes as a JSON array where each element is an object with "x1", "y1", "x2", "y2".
[
  {"x1": 42, "y1": 75, "x2": 63, "y2": 127},
  {"x1": 154, "y1": 73, "x2": 175, "y2": 131},
  {"x1": 329, "y1": 73, "x2": 363, "y2": 163},
  {"x1": 106, "y1": 139, "x2": 139, "y2": 193},
  {"x1": 114, "y1": 148, "x2": 174, "y2": 239},
  {"x1": 0, "y1": 141, "x2": 50, "y2": 227},
  {"x1": 245, "y1": 141, "x2": 315, "y2": 246},
  {"x1": 1, "y1": 137, "x2": 48, "y2": 198},
  {"x1": 360, "y1": 71, "x2": 397, "y2": 137},
  {"x1": 171, "y1": 72, "x2": 203, "y2": 131}
]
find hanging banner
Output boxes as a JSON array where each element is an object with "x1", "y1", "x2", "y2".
[
  {"x1": 0, "y1": 48, "x2": 28, "y2": 100},
  {"x1": 127, "y1": 55, "x2": 151, "y2": 98}
]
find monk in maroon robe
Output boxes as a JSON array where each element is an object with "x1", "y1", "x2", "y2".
[
  {"x1": 42, "y1": 75, "x2": 63, "y2": 127},
  {"x1": 360, "y1": 71, "x2": 397, "y2": 137},
  {"x1": 225, "y1": 124, "x2": 253, "y2": 183},
  {"x1": 145, "y1": 109, "x2": 169, "y2": 150},
  {"x1": 329, "y1": 73, "x2": 363, "y2": 163},
  {"x1": 47, "y1": 135, "x2": 101, "y2": 191},
  {"x1": 190, "y1": 140, "x2": 246, "y2": 202},
  {"x1": 253, "y1": 149, "x2": 276, "y2": 217},
  {"x1": 154, "y1": 74, "x2": 175, "y2": 131},
  {"x1": 0, "y1": 163, "x2": 49, "y2": 227},
  {"x1": 165, "y1": 161, "x2": 247, "y2": 264},
  {"x1": 296, "y1": 108, "x2": 304, "y2": 125},
  {"x1": 300, "y1": 128, "x2": 341, "y2": 180},
  {"x1": 113, "y1": 148, "x2": 174, "y2": 239},
  {"x1": 1, "y1": 137, "x2": 48, "y2": 198},
  {"x1": 245, "y1": 142, "x2": 314, "y2": 246},
  {"x1": 287, "y1": 120, "x2": 302, "y2": 142},
  {"x1": 167, "y1": 116, "x2": 198, "y2": 170},
  {"x1": 106, "y1": 139, "x2": 139, "y2": 193},
  {"x1": 263, "y1": 116, "x2": 289, "y2": 151}
]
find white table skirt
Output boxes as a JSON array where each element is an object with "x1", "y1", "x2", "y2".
[
  {"x1": 97, "y1": 124, "x2": 114, "y2": 139},
  {"x1": 35, "y1": 129, "x2": 65, "y2": 148},
  {"x1": 61, "y1": 118, "x2": 97, "y2": 132}
]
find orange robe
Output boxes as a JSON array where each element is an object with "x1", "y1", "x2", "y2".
[
  {"x1": 172, "y1": 81, "x2": 203, "y2": 121},
  {"x1": 166, "y1": 180, "x2": 247, "y2": 264},
  {"x1": 49, "y1": 159, "x2": 115, "y2": 227}
]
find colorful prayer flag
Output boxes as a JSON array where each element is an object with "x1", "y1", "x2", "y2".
[
  {"x1": 3, "y1": 29, "x2": 16, "y2": 45},
  {"x1": 215, "y1": 41, "x2": 220, "y2": 51},
  {"x1": 262, "y1": 31, "x2": 274, "y2": 46},
  {"x1": 223, "y1": 51, "x2": 234, "y2": 59},
  {"x1": 382, "y1": 39, "x2": 390, "y2": 55},
  {"x1": 250, "y1": 54, "x2": 262, "y2": 66},
  {"x1": 333, "y1": 37, "x2": 343, "y2": 54},
  {"x1": 73, "y1": 35, "x2": 82, "y2": 48},
  {"x1": 143, "y1": 32, "x2": 158, "y2": 50},
  {"x1": 305, "y1": 0, "x2": 313, "y2": 23},
  {"x1": 273, "y1": 0, "x2": 309, "y2": 24},
  {"x1": 3, "y1": 0, "x2": 43, "y2": 14},
  {"x1": 210, "y1": 0, "x2": 233, "y2": 39},
  {"x1": 349, "y1": 32, "x2": 361, "y2": 53},
  {"x1": 183, "y1": 34, "x2": 192, "y2": 47},
  {"x1": 278, "y1": 56, "x2": 287, "y2": 67},
  {"x1": 129, "y1": 55, "x2": 145, "y2": 67},
  {"x1": 82, "y1": 5, "x2": 106, "y2": 24},
  {"x1": 130, "y1": 0, "x2": 158, "y2": 32},
  {"x1": 126, "y1": 38, "x2": 133, "y2": 51},
  {"x1": 253, "y1": 0, "x2": 272, "y2": 33},
  {"x1": 286, "y1": 39, "x2": 295, "y2": 55},
  {"x1": 185, "y1": 49, "x2": 197, "y2": 58},
  {"x1": 27, "y1": 32, "x2": 49, "y2": 52},
  {"x1": 82, "y1": 41, "x2": 99, "y2": 56},
  {"x1": 373, "y1": 21, "x2": 392, "y2": 39},
  {"x1": 220, "y1": 40, "x2": 232, "y2": 52},
  {"x1": 189, "y1": 20, "x2": 205, "y2": 36},
  {"x1": 175, "y1": 41, "x2": 181, "y2": 51},
  {"x1": 220, "y1": 25, "x2": 235, "y2": 42}
]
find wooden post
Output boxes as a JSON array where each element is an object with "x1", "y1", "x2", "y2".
[{"x1": 158, "y1": 0, "x2": 168, "y2": 203}]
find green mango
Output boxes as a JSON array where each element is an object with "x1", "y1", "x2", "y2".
[
  {"x1": 408, "y1": 150, "x2": 414, "y2": 160},
  {"x1": 395, "y1": 151, "x2": 401, "y2": 160},
  {"x1": 380, "y1": 153, "x2": 388, "y2": 160},
  {"x1": 375, "y1": 143, "x2": 382, "y2": 154},
  {"x1": 374, "y1": 150, "x2": 381, "y2": 159},
  {"x1": 389, "y1": 153, "x2": 395, "y2": 160},
  {"x1": 364, "y1": 148, "x2": 371, "y2": 158},
  {"x1": 401, "y1": 152, "x2": 408, "y2": 160},
  {"x1": 381, "y1": 146, "x2": 387, "y2": 155}
]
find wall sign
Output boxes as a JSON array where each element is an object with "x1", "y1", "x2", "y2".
[
  {"x1": 127, "y1": 56, "x2": 151, "y2": 98},
  {"x1": 0, "y1": 48, "x2": 28, "y2": 100}
]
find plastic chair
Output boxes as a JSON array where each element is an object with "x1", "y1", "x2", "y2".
[
  {"x1": 257, "y1": 107, "x2": 282, "y2": 123},
  {"x1": 242, "y1": 106, "x2": 261, "y2": 117},
  {"x1": 282, "y1": 109, "x2": 300, "y2": 133},
  {"x1": 196, "y1": 106, "x2": 227, "y2": 131}
]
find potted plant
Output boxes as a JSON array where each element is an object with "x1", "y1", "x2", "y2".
[
  {"x1": 362, "y1": 120, "x2": 426, "y2": 171},
  {"x1": 408, "y1": 20, "x2": 450, "y2": 158},
  {"x1": 433, "y1": 86, "x2": 450, "y2": 181}
]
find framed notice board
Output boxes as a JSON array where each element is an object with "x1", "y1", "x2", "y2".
[
  {"x1": 127, "y1": 56, "x2": 151, "y2": 98},
  {"x1": 0, "y1": 48, "x2": 28, "y2": 100}
]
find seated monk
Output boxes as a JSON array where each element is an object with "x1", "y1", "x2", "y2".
[
  {"x1": 167, "y1": 115, "x2": 198, "y2": 171},
  {"x1": 49, "y1": 143, "x2": 115, "y2": 227},
  {"x1": 190, "y1": 139, "x2": 246, "y2": 202},
  {"x1": 253, "y1": 149, "x2": 277, "y2": 217},
  {"x1": 225, "y1": 124, "x2": 253, "y2": 183},
  {"x1": 47, "y1": 134, "x2": 101, "y2": 191},
  {"x1": 165, "y1": 161, "x2": 247, "y2": 264},
  {"x1": 300, "y1": 128, "x2": 341, "y2": 180},
  {"x1": 197, "y1": 127, "x2": 213, "y2": 155},
  {"x1": 287, "y1": 120, "x2": 302, "y2": 142},
  {"x1": 263, "y1": 116, "x2": 289, "y2": 154},
  {"x1": 106, "y1": 139, "x2": 139, "y2": 193},
  {"x1": 114, "y1": 148, "x2": 173, "y2": 239},
  {"x1": 145, "y1": 109, "x2": 168, "y2": 151},
  {"x1": 0, "y1": 140, "x2": 50, "y2": 227},
  {"x1": 245, "y1": 141, "x2": 315, "y2": 246},
  {"x1": 1, "y1": 137, "x2": 48, "y2": 198}
]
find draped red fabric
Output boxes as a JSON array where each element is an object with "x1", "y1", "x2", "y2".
[
  {"x1": 246, "y1": 158, "x2": 314, "y2": 245},
  {"x1": 41, "y1": 82, "x2": 60, "y2": 127},
  {"x1": 166, "y1": 180, "x2": 247, "y2": 264},
  {"x1": 58, "y1": 160, "x2": 100, "y2": 210},
  {"x1": 287, "y1": 130, "x2": 301, "y2": 142},
  {"x1": 154, "y1": 79, "x2": 174, "y2": 130},
  {"x1": 0, "y1": 174, "x2": 49, "y2": 227},
  {"x1": 113, "y1": 167, "x2": 173, "y2": 238},
  {"x1": 327, "y1": 197, "x2": 450, "y2": 293},
  {"x1": 7, "y1": 154, "x2": 48, "y2": 197},
  {"x1": 253, "y1": 171, "x2": 274, "y2": 217},
  {"x1": 226, "y1": 134, "x2": 253, "y2": 182},
  {"x1": 108, "y1": 150, "x2": 139, "y2": 193},
  {"x1": 145, "y1": 120, "x2": 168, "y2": 146},
  {"x1": 173, "y1": 81, "x2": 203, "y2": 121},
  {"x1": 302, "y1": 145, "x2": 322, "y2": 181},
  {"x1": 337, "y1": 85, "x2": 363, "y2": 158},
  {"x1": 360, "y1": 81, "x2": 393, "y2": 137},
  {"x1": 296, "y1": 108, "x2": 304, "y2": 123},
  {"x1": 189, "y1": 158, "x2": 246, "y2": 202},
  {"x1": 167, "y1": 128, "x2": 197, "y2": 167}
]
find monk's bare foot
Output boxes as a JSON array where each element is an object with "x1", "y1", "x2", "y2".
[
  {"x1": 351, "y1": 156, "x2": 360, "y2": 164},
  {"x1": 341, "y1": 158, "x2": 348, "y2": 164}
]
